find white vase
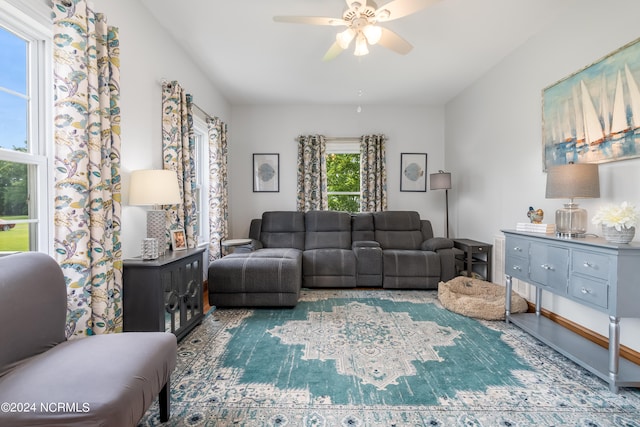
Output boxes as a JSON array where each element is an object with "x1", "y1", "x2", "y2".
[{"x1": 601, "y1": 225, "x2": 635, "y2": 244}]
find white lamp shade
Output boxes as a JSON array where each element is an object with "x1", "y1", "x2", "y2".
[
  {"x1": 129, "y1": 169, "x2": 182, "y2": 206},
  {"x1": 430, "y1": 171, "x2": 452, "y2": 190},
  {"x1": 545, "y1": 163, "x2": 600, "y2": 199}
]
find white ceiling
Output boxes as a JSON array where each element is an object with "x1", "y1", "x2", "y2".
[{"x1": 139, "y1": 0, "x2": 575, "y2": 106}]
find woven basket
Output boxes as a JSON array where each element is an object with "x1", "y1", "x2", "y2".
[{"x1": 602, "y1": 225, "x2": 635, "y2": 244}]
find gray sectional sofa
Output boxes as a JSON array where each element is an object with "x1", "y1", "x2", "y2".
[{"x1": 208, "y1": 210, "x2": 456, "y2": 307}]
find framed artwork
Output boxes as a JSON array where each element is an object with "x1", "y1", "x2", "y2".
[
  {"x1": 400, "y1": 153, "x2": 427, "y2": 192},
  {"x1": 253, "y1": 153, "x2": 279, "y2": 192},
  {"x1": 171, "y1": 229, "x2": 187, "y2": 251},
  {"x1": 542, "y1": 36, "x2": 640, "y2": 170}
]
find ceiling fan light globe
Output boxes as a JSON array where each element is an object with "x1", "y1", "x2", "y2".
[
  {"x1": 354, "y1": 33, "x2": 369, "y2": 56},
  {"x1": 336, "y1": 28, "x2": 356, "y2": 49},
  {"x1": 362, "y1": 24, "x2": 382, "y2": 45}
]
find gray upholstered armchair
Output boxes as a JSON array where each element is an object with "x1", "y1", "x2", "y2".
[{"x1": 0, "y1": 252, "x2": 177, "y2": 427}]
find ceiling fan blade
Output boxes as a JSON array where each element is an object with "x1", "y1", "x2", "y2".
[
  {"x1": 273, "y1": 16, "x2": 347, "y2": 26},
  {"x1": 375, "y1": 0, "x2": 440, "y2": 22},
  {"x1": 377, "y1": 27, "x2": 413, "y2": 55},
  {"x1": 322, "y1": 41, "x2": 345, "y2": 61}
]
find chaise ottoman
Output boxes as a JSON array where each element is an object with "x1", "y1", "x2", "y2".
[{"x1": 208, "y1": 248, "x2": 302, "y2": 307}]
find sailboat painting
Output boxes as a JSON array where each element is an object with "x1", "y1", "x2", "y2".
[{"x1": 542, "y1": 37, "x2": 640, "y2": 170}]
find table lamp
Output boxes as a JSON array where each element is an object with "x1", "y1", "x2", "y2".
[
  {"x1": 129, "y1": 169, "x2": 181, "y2": 254},
  {"x1": 545, "y1": 163, "x2": 599, "y2": 238},
  {"x1": 430, "y1": 170, "x2": 452, "y2": 238}
]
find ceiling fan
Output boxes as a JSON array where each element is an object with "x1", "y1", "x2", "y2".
[{"x1": 273, "y1": 0, "x2": 440, "y2": 61}]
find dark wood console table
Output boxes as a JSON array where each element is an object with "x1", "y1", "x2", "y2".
[{"x1": 123, "y1": 247, "x2": 205, "y2": 341}]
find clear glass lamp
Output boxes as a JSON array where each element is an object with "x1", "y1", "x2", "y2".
[{"x1": 545, "y1": 163, "x2": 600, "y2": 238}]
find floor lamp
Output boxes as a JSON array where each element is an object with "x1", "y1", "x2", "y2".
[
  {"x1": 430, "y1": 170, "x2": 452, "y2": 238},
  {"x1": 129, "y1": 169, "x2": 182, "y2": 255}
]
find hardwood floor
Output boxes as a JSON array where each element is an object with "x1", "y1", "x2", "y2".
[{"x1": 203, "y1": 280, "x2": 211, "y2": 313}]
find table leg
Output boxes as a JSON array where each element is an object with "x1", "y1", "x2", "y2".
[
  {"x1": 505, "y1": 274, "x2": 512, "y2": 323},
  {"x1": 608, "y1": 315, "x2": 620, "y2": 393}
]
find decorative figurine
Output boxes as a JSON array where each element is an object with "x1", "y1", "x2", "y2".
[{"x1": 527, "y1": 206, "x2": 544, "y2": 224}]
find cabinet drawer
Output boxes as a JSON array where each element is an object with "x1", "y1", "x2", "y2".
[
  {"x1": 569, "y1": 275, "x2": 609, "y2": 310},
  {"x1": 571, "y1": 250, "x2": 610, "y2": 280},
  {"x1": 505, "y1": 255, "x2": 528, "y2": 281},
  {"x1": 505, "y1": 236, "x2": 529, "y2": 259},
  {"x1": 530, "y1": 243, "x2": 568, "y2": 291}
]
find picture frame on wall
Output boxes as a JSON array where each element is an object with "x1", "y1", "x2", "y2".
[
  {"x1": 253, "y1": 153, "x2": 279, "y2": 192},
  {"x1": 400, "y1": 153, "x2": 427, "y2": 192},
  {"x1": 542, "y1": 36, "x2": 640, "y2": 171},
  {"x1": 171, "y1": 228, "x2": 187, "y2": 251}
]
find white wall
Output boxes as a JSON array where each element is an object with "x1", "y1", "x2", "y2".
[
  {"x1": 446, "y1": 0, "x2": 640, "y2": 351},
  {"x1": 91, "y1": 0, "x2": 231, "y2": 258},
  {"x1": 227, "y1": 105, "x2": 447, "y2": 238}
]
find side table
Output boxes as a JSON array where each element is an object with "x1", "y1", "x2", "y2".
[
  {"x1": 452, "y1": 238, "x2": 492, "y2": 281},
  {"x1": 220, "y1": 238, "x2": 252, "y2": 256},
  {"x1": 123, "y1": 247, "x2": 205, "y2": 341}
]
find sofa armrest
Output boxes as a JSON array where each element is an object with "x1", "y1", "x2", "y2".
[
  {"x1": 421, "y1": 237, "x2": 454, "y2": 251},
  {"x1": 233, "y1": 239, "x2": 263, "y2": 254},
  {"x1": 352, "y1": 240, "x2": 381, "y2": 249}
]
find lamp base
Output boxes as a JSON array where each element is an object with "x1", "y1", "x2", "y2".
[
  {"x1": 147, "y1": 210, "x2": 167, "y2": 255},
  {"x1": 555, "y1": 203, "x2": 587, "y2": 238}
]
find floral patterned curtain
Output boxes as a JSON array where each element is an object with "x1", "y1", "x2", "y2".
[
  {"x1": 161, "y1": 81, "x2": 198, "y2": 249},
  {"x1": 360, "y1": 134, "x2": 387, "y2": 212},
  {"x1": 296, "y1": 135, "x2": 327, "y2": 211},
  {"x1": 52, "y1": 0, "x2": 122, "y2": 338},
  {"x1": 208, "y1": 117, "x2": 228, "y2": 261}
]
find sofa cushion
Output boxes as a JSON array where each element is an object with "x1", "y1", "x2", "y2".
[
  {"x1": 260, "y1": 211, "x2": 305, "y2": 250},
  {"x1": 305, "y1": 210, "x2": 351, "y2": 250},
  {"x1": 302, "y1": 249, "x2": 356, "y2": 287},
  {"x1": 209, "y1": 249, "x2": 302, "y2": 295},
  {"x1": 381, "y1": 249, "x2": 441, "y2": 289},
  {"x1": 351, "y1": 213, "x2": 375, "y2": 241},
  {"x1": 373, "y1": 211, "x2": 424, "y2": 250}
]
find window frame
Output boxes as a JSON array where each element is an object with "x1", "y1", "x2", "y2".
[
  {"x1": 325, "y1": 140, "x2": 361, "y2": 212},
  {"x1": 0, "y1": 3, "x2": 53, "y2": 254},
  {"x1": 191, "y1": 114, "x2": 209, "y2": 247}
]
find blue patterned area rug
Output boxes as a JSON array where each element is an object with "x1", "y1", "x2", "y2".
[{"x1": 140, "y1": 290, "x2": 640, "y2": 426}]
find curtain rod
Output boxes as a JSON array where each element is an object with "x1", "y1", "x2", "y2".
[
  {"x1": 193, "y1": 103, "x2": 214, "y2": 121},
  {"x1": 324, "y1": 137, "x2": 361, "y2": 142},
  {"x1": 159, "y1": 79, "x2": 215, "y2": 121}
]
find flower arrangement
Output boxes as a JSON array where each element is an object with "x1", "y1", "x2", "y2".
[{"x1": 591, "y1": 201, "x2": 639, "y2": 231}]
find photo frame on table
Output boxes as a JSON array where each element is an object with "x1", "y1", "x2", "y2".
[
  {"x1": 542, "y1": 36, "x2": 640, "y2": 171},
  {"x1": 171, "y1": 229, "x2": 187, "y2": 251},
  {"x1": 400, "y1": 153, "x2": 427, "y2": 192},
  {"x1": 253, "y1": 153, "x2": 279, "y2": 192}
]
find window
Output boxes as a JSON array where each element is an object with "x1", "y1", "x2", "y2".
[
  {"x1": 192, "y1": 115, "x2": 208, "y2": 246},
  {"x1": 0, "y1": 7, "x2": 51, "y2": 254},
  {"x1": 326, "y1": 141, "x2": 360, "y2": 213}
]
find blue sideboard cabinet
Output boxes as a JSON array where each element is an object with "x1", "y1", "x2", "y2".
[{"x1": 502, "y1": 230, "x2": 640, "y2": 392}]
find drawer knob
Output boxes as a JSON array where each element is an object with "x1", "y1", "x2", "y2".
[
  {"x1": 513, "y1": 246, "x2": 521, "y2": 252},
  {"x1": 583, "y1": 262, "x2": 593, "y2": 268},
  {"x1": 541, "y1": 264, "x2": 553, "y2": 270},
  {"x1": 512, "y1": 266, "x2": 522, "y2": 271},
  {"x1": 581, "y1": 287, "x2": 592, "y2": 295}
]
